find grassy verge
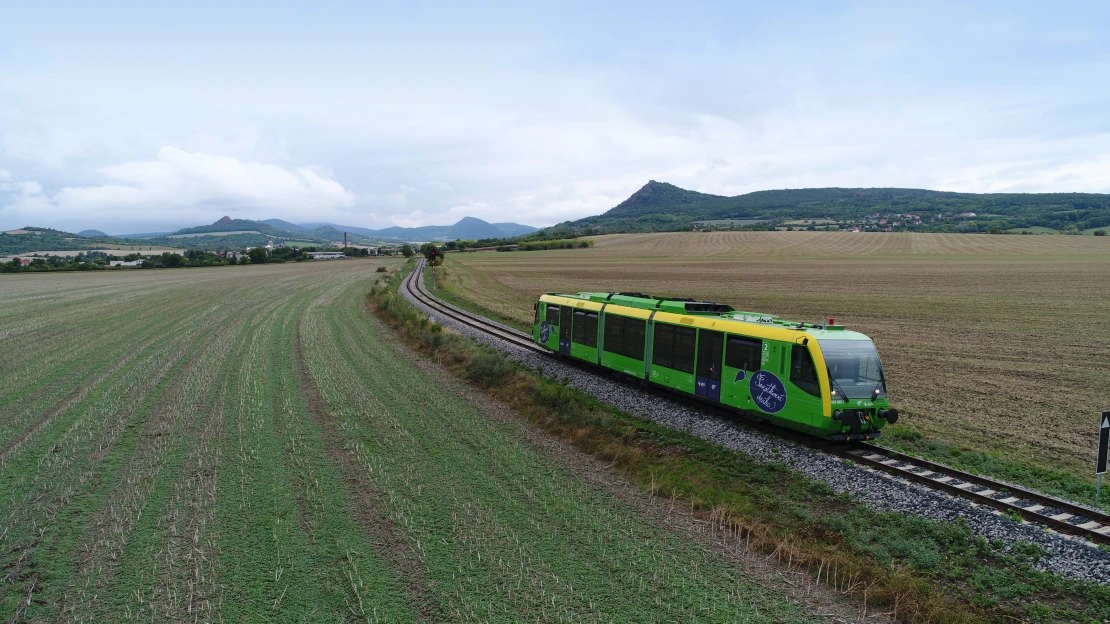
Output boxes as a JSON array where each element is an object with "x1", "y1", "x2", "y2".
[{"x1": 376, "y1": 262, "x2": 1110, "y2": 624}]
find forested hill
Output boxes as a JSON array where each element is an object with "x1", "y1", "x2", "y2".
[
  {"x1": 543, "y1": 181, "x2": 1110, "y2": 234},
  {"x1": 172, "y1": 216, "x2": 292, "y2": 237},
  {"x1": 0, "y1": 227, "x2": 135, "y2": 256}
]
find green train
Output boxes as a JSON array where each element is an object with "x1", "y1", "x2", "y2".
[{"x1": 532, "y1": 291, "x2": 897, "y2": 441}]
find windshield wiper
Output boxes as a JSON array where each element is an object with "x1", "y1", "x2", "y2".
[{"x1": 828, "y1": 374, "x2": 849, "y2": 401}]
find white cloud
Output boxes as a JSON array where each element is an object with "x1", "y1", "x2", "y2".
[
  {"x1": 0, "y1": 148, "x2": 356, "y2": 231},
  {"x1": 74, "y1": 147, "x2": 354, "y2": 210}
]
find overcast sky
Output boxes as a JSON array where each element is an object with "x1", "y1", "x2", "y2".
[{"x1": 2, "y1": 1, "x2": 1109, "y2": 233}]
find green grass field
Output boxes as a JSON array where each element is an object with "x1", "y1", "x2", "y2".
[{"x1": 0, "y1": 261, "x2": 816, "y2": 622}]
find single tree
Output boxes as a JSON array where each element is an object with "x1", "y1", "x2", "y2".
[
  {"x1": 248, "y1": 247, "x2": 269, "y2": 264},
  {"x1": 400, "y1": 244, "x2": 414, "y2": 258}
]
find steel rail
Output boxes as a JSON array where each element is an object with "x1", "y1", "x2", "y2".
[
  {"x1": 403, "y1": 260, "x2": 546, "y2": 354},
  {"x1": 829, "y1": 445, "x2": 1110, "y2": 545},
  {"x1": 403, "y1": 258, "x2": 1110, "y2": 546}
]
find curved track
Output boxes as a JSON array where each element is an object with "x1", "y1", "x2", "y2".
[
  {"x1": 404, "y1": 259, "x2": 545, "y2": 354},
  {"x1": 404, "y1": 259, "x2": 1110, "y2": 546}
]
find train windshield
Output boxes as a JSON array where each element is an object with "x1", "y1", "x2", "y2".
[{"x1": 818, "y1": 339, "x2": 886, "y2": 399}]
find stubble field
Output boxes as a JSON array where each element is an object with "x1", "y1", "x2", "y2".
[
  {"x1": 0, "y1": 260, "x2": 817, "y2": 622},
  {"x1": 434, "y1": 232, "x2": 1110, "y2": 482}
]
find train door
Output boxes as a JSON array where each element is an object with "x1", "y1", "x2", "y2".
[
  {"x1": 560, "y1": 306, "x2": 573, "y2": 355},
  {"x1": 695, "y1": 330, "x2": 723, "y2": 401}
]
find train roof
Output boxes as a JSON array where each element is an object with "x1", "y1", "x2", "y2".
[{"x1": 541, "y1": 291, "x2": 872, "y2": 341}]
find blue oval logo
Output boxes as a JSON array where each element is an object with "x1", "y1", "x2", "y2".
[
  {"x1": 749, "y1": 371, "x2": 787, "y2": 414},
  {"x1": 540, "y1": 321, "x2": 550, "y2": 343},
  {"x1": 734, "y1": 369, "x2": 746, "y2": 382}
]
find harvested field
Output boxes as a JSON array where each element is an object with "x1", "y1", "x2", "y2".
[
  {"x1": 0, "y1": 260, "x2": 818, "y2": 622},
  {"x1": 435, "y1": 232, "x2": 1110, "y2": 481}
]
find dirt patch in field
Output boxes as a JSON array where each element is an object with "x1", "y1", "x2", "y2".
[
  {"x1": 367, "y1": 301, "x2": 891, "y2": 624},
  {"x1": 293, "y1": 321, "x2": 440, "y2": 622}
]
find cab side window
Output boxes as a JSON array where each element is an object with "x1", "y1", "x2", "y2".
[
  {"x1": 546, "y1": 305, "x2": 560, "y2": 325},
  {"x1": 790, "y1": 345, "x2": 821, "y2": 396}
]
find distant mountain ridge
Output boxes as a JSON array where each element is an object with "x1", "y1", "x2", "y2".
[
  {"x1": 106, "y1": 215, "x2": 537, "y2": 243},
  {"x1": 2, "y1": 215, "x2": 538, "y2": 256},
  {"x1": 544, "y1": 181, "x2": 1110, "y2": 234},
  {"x1": 263, "y1": 216, "x2": 537, "y2": 241}
]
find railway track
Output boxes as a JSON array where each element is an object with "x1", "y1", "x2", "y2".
[
  {"x1": 403, "y1": 259, "x2": 1110, "y2": 547},
  {"x1": 404, "y1": 259, "x2": 545, "y2": 354},
  {"x1": 830, "y1": 445, "x2": 1110, "y2": 545}
]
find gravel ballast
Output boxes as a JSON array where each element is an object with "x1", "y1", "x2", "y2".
[{"x1": 403, "y1": 274, "x2": 1110, "y2": 584}]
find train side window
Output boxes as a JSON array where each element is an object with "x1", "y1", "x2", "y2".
[
  {"x1": 672, "y1": 326, "x2": 696, "y2": 373},
  {"x1": 533, "y1": 303, "x2": 540, "y2": 326},
  {"x1": 572, "y1": 311, "x2": 598, "y2": 347},
  {"x1": 652, "y1": 323, "x2": 675, "y2": 369},
  {"x1": 790, "y1": 345, "x2": 821, "y2": 396},
  {"x1": 546, "y1": 305, "x2": 560, "y2": 325},
  {"x1": 650, "y1": 323, "x2": 694, "y2": 373},
  {"x1": 725, "y1": 337, "x2": 761, "y2": 371},
  {"x1": 582, "y1": 313, "x2": 598, "y2": 347},
  {"x1": 604, "y1": 314, "x2": 623, "y2": 352},
  {"x1": 624, "y1": 317, "x2": 645, "y2": 360},
  {"x1": 603, "y1": 314, "x2": 645, "y2": 360}
]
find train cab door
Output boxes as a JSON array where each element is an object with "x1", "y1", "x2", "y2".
[
  {"x1": 559, "y1": 306, "x2": 573, "y2": 355},
  {"x1": 695, "y1": 330, "x2": 724, "y2": 401}
]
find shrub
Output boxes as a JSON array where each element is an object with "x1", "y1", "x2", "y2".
[
  {"x1": 517, "y1": 239, "x2": 594, "y2": 251},
  {"x1": 464, "y1": 351, "x2": 514, "y2": 386}
]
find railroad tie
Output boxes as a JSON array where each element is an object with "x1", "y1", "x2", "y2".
[
  {"x1": 1050, "y1": 513, "x2": 1074, "y2": 521},
  {"x1": 954, "y1": 482, "x2": 974, "y2": 490},
  {"x1": 975, "y1": 489, "x2": 995, "y2": 497},
  {"x1": 1023, "y1": 504, "x2": 1045, "y2": 513},
  {"x1": 1077, "y1": 521, "x2": 1101, "y2": 530}
]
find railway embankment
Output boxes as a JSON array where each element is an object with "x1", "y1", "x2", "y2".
[{"x1": 386, "y1": 259, "x2": 1110, "y2": 622}]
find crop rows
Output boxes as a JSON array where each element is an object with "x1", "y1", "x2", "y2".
[
  {"x1": 0, "y1": 260, "x2": 817, "y2": 621},
  {"x1": 299, "y1": 277, "x2": 814, "y2": 622}
]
